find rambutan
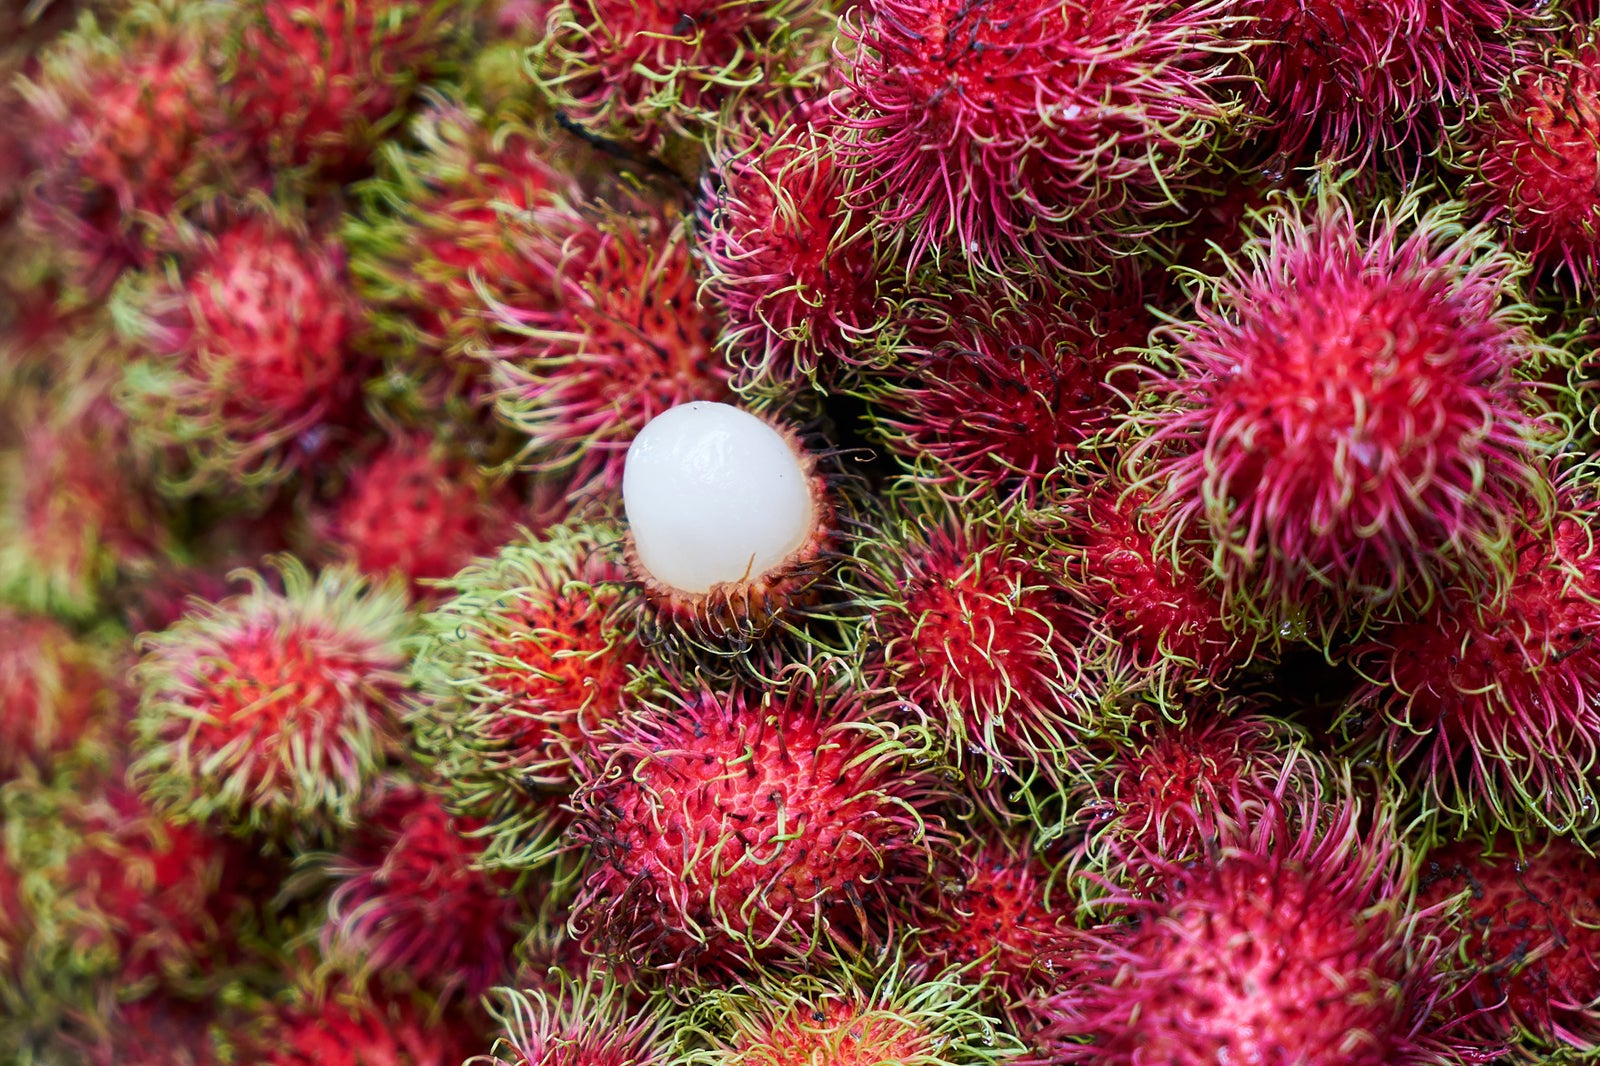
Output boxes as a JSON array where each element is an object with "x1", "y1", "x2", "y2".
[
  {"x1": 838, "y1": 0, "x2": 1241, "y2": 271},
  {"x1": 528, "y1": 0, "x2": 829, "y2": 149},
  {"x1": 53, "y1": 989, "x2": 229, "y2": 1066},
  {"x1": 1072, "y1": 711, "x2": 1318, "y2": 874},
  {"x1": 842, "y1": 493, "x2": 1097, "y2": 795},
  {"x1": 222, "y1": 0, "x2": 456, "y2": 177},
  {"x1": 679, "y1": 964, "x2": 1023, "y2": 1066},
  {"x1": 1130, "y1": 191, "x2": 1553, "y2": 641},
  {"x1": 621, "y1": 401, "x2": 840, "y2": 647},
  {"x1": 473, "y1": 975, "x2": 667, "y2": 1066},
  {"x1": 910, "y1": 827, "x2": 1073, "y2": 1005},
  {"x1": 698, "y1": 101, "x2": 890, "y2": 392},
  {"x1": 1050, "y1": 477, "x2": 1250, "y2": 708},
  {"x1": 411, "y1": 521, "x2": 641, "y2": 867},
  {"x1": 16, "y1": 0, "x2": 238, "y2": 297},
  {"x1": 312, "y1": 432, "x2": 522, "y2": 596},
  {"x1": 1346, "y1": 489, "x2": 1600, "y2": 835},
  {"x1": 345, "y1": 97, "x2": 581, "y2": 406},
  {"x1": 567, "y1": 668, "x2": 954, "y2": 977},
  {"x1": 858, "y1": 273, "x2": 1145, "y2": 509},
  {"x1": 0, "y1": 609, "x2": 111, "y2": 780},
  {"x1": 132, "y1": 558, "x2": 412, "y2": 836},
  {"x1": 0, "y1": 379, "x2": 164, "y2": 620},
  {"x1": 116, "y1": 211, "x2": 366, "y2": 491},
  {"x1": 482, "y1": 195, "x2": 733, "y2": 495},
  {"x1": 240, "y1": 987, "x2": 484, "y2": 1066},
  {"x1": 1451, "y1": 22, "x2": 1600, "y2": 295},
  {"x1": 1038, "y1": 786, "x2": 1478, "y2": 1065},
  {"x1": 1420, "y1": 832, "x2": 1600, "y2": 1058},
  {"x1": 319, "y1": 780, "x2": 523, "y2": 1000},
  {"x1": 1235, "y1": 0, "x2": 1542, "y2": 163}
]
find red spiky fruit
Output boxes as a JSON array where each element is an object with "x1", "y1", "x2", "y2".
[
  {"x1": 1073, "y1": 712, "x2": 1317, "y2": 874},
  {"x1": 56, "y1": 991, "x2": 227, "y2": 1066},
  {"x1": 314, "y1": 433, "x2": 522, "y2": 595},
  {"x1": 322, "y1": 781, "x2": 522, "y2": 1000},
  {"x1": 0, "y1": 380, "x2": 164, "y2": 619},
  {"x1": 1236, "y1": 0, "x2": 1541, "y2": 162},
  {"x1": 699, "y1": 101, "x2": 888, "y2": 391},
  {"x1": 17, "y1": 1, "x2": 238, "y2": 296},
  {"x1": 117, "y1": 212, "x2": 365, "y2": 490},
  {"x1": 845, "y1": 498, "x2": 1096, "y2": 792},
  {"x1": 412, "y1": 522, "x2": 642, "y2": 867},
  {"x1": 1054, "y1": 480, "x2": 1248, "y2": 706},
  {"x1": 247, "y1": 989, "x2": 483, "y2": 1066},
  {"x1": 476, "y1": 978, "x2": 666, "y2": 1066},
  {"x1": 0, "y1": 609, "x2": 112, "y2": 778},
  {"x1": 862, "y1": 274, "x2": 1146, "y2": 508},
  {"x1": 1420, "y1": 833, "x2": 1600, "y2": 1057},
  {"x1": 1348, "y1": 491, "x2": 1600, "y2": 835},
  {"x1": 132, "y1": 559, "x2": 411, "y2": 836},
  {"x1": 345, "y1": 98, "x2": 581, "y2": 406},
  {"x1": 568, "y1": 671, "x2": 954, "y2": 977},
  {"x1": 911, "y1": 829, "x2": 1073, "y2": 1004},
  {"x1": 682, "y1": 967, "x2": 1021, "y2": 1066},
  {"x1": 483, "y1": 197, "x2": 733, "y2": 494},
  {"x1": 1133, "y1": 192, "x2": 1551, "y2": 640},
  {"x1": 1454, "y1": 24, "x2": 1600, "y2": 295},
  {"x1": 529, "y1": 0, "x2": 829, "y2": 148},
  {"x1": 1039, "y1": 790, "x2": 1478, "y2": 1065},
  {"x1": 840, "y1": 0, "x2": 1239, "y2": 270},
  {"x1": 223, "y1": 0, "x2": 453, "y2": 176}
]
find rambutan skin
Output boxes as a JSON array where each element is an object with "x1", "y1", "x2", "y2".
[
  {"x1": 132, "y1": 558, "x2": 412, "y2": 836},
  {"x1": 0, "y1": 610, "x2": 111, "y2": 778},
  {"x1": 482, "y1": 197, "x2": 733, "y2": 494},
  {"x1": 1039, "y1": 789, "x2": 1479, "y2": 1065},
  {"x1": 1131, "y1": 192, "x2": 1553, "y2": 637},
  {"x1": 567, "y1": 671, "x2": 955, "y2": 977},
  {"x1": 839, "y1": 0, "x2": 1241, "y2": 270},
  {"x1": 320, "y1": 781, "x2": 524, "y2": 999},
  {"x1": 1452, "y1": 23, "x2": 1600, "y2": 294},
  {"x1": 471, "y1": 976, "x2": 668, "y2": 1066},
  {"x1": 411, "y1": 522, "x2": 641, "y2": 867},
  {"x1": 698, "y1": 104, "x2": 889, "y2": 391},
  {"x1": 1420, "y1": 833, "x2": 1600, "y2": 1057},
  {"x1": 239, "y1": 988, "x2": 485, "y2": 1066},
  {"x1": 116, "y1": 212, "x2": 366, "y2": 491},
  {"x1": 843, "y1": 495, "x2": 1097, "y2": 791},
  {"x1": 1347, "y1": 492, "x2": 1600, "y2": 835}
]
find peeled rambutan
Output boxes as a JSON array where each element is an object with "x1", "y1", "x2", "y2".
[
  {"x1": 1072, "y1": 711, "x2": 1318, "y2": 874},
  {"x1": 1235, "y1": 0, "x2": 1542, "y2": 162},
  {"x1": 1347, "y1": 489, "x2": 1600, "y2": 835},
  {"x1": 16, "y1": 0, "x2": 238, "y2": 297},
  {"x1": 859, "y1": 272, "x2": 1146, "y2": 509},
  {"x1": 345, "y1": 96, "x2": 581, "y2": 405},
  {"x1": 483, "y1": 195, "x2": 733, "y2": 495},
  {"x1": 475, "y1": 976, "x2": 667, "y2": 1066},
  {"x1": 1420, "y1": 833, "x2": 1600, "y2": 1058},
  {"x1": 910, "y1": 827, "x2": 1073, "y2": 1005},
  {"x1": 839, "y1": 0, "x2": 1240, "y2": 271},
  {"x1": 1452, "y1": 23, "x2": 1600, "y2": 295},
  {"x1": 312, "y1": 432, "x2": 522, "y2": 596},
  {"x1": 222, "y1": 0, "x2": 454, "y2": 177},
  {"x1": 698, "y1": 100, "x2": 890, "y2": 392},
  {"x1": 680, "y1": 965, "x2": 1022, "y2": 1066},
  {"x1": 132, "y1": 558, "x2": 411, "y2": 836},
  {"x1": 1050, "y1": 477, "x2": 1250, "y2": 708},
  {"x1": 319, "y1": 780, "x2": 523, "y2": 1000},
  {"x1": 116, "y1": 211, "x2": 366, "y2": 491},
  {"x1": 529, "y1": 0, "x2": 829, "y2": 149},
  {"x1": 0, "y1": 609, "x2": 111, "y2": 780},
  {"x1": 567, "y1": 668, "x2": 954, "y2": 978},
  {"x1": 1131, "y1": 191, "x2": 1553, "y2": 640},
  {"x1": 843, "y1": 493, "x2": 1097, "y2": 795},
  {"x1": 412, "y1": 521, "x2": 641, "y2": 867},
  {"x1": 1039, "y1": 786, "x2": 1478, "y2": 1065}
]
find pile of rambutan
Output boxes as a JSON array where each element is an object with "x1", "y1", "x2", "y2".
[{"x1": 8, "y1": 0, "x2": 1600, "y2": 1062}]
